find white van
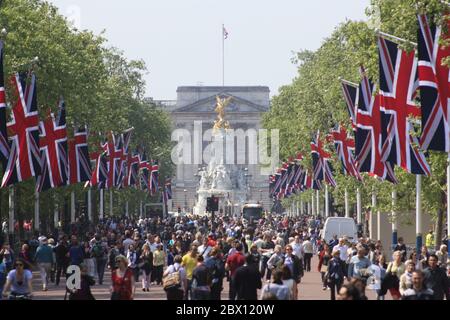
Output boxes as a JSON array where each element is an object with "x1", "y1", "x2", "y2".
[{"x1": 321, "y1": 217, "x2": 358, "y2": 244}]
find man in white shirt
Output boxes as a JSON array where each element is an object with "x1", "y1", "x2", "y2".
[
  {"x1": 302, "y1": 237, "x2": 314, "y2": 272},
  {"x1": 291, "y1": 236, "x2": 304, "y2": 260},
  {"x1": 122, "y1": 230, "x2": 135, "y2": 255},
  {"x1": 333, "y1": 238, "x2": 349, "y2": 262}
]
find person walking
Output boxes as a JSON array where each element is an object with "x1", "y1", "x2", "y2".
[
  {"x1": 67, "y1": 263, "x2": 95, "y2": 300},
  {"x1": 163, "y1": 255, "x2": 187, "y2": 300},
  {"x1": 302, "y1": 237, "x2": 314, "y2": 272},
  {"x1": 182, "y1": 244, "x2": 199, "y2": 300},
  {"x1": 205, "y1": 247, "x2": 225, "y2": 300},
  {"x1": 383, "y1": 250, "x2": 405, "y2": 300},
  {"x1": 153, "y1": 244, "x2": 165, "y2": 286},
  {"x1": 54, "y1": 237, "x2": 69, "y2": 287},
  {"x1": 140, "y1": 244, "x2": 153, "y2": 292},
  {"x1": 260, "y1": 269, "x2": 289, "y2": 300},
  {"x1": 399, "y1": 261, "x2": 415, "y2": 296},
  {"x1": 91, "y1": 234, "x2": 108, "y2": 285},
  {"x1": 126, "y1": 244, "x2": 139, "y2": 283},
  {"x1": 34, "y1": 237, "x2": 54, "y2": 291},
  {"x1": 233, "y1": 254, "x2": 262, "y2": 300},
  {"x1": 423, "y1": 254, "x2": 450, "y2": 300},
  {"x1": 191, "y1": 255, "x2": 211, "y2": 300},
  {"x1": 402, "y1": 270, "x2": 435, "y2": 300},
  {"x1": 225, "y1": 243, "x2": 245, "y2": 300},
  {"x1": 318, "y1": 243, "x2": 331, "y2": 290},
  {"x1": 327, "y1": 250, "x2": 345, "y2": 300},
  {"x1": 111, "y1": 255, "x2": 135, "y2": 300}
]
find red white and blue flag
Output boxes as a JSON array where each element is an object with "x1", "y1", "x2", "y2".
[
  {"x1": 417, "y1": 14, "x2": 450, "y2": 152},
  {"x1": 378, "y1": 36, "x2": 430, "y2": 176},
  {"x1": 329, "y1": 125, "x2": 362, "y2": 181},
  {"x1": 2, "y1": 72, "x2": 41, "y2": 187},
  {"x1": 36, "y1": 99, "x2": 68, "y2": 192},
  {"x1": 355, "y1": 66, "x2": 398, "y2": 183},
  {"x1": 68, "y1": 127, "x2": 91, "y2": 185},
  {"x1": 311, "y1": 132, "x2": 336, "y2": 187}
]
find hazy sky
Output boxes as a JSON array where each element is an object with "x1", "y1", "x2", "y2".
[{"x1": 48, "y1": 0, "x2": 371, "y2": 100}]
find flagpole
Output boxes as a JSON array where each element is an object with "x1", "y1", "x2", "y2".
[
  {"x1": 356, "y1": 187, "x2": 362, "y2": 225},
  {"x1": 87, "y1": 188, "x2": 92, "y2": 222},
  {"x1": 34, "y1": 191, "x2": 39, "y2": 232},
  {"x1": 416, "y1": 175, "x2": 423, "y2": 254},
  {"x1": 392, "y1": 189, "x2": 398, "y2": 251},
  {"x1": 325, "y1": 185, "x2": 329, "y2": 217},
  {"x1": 371, "y1": 188, "x2": 376, "y2": 240},
  {"x1": 345, "y1": 188, "x2": 349, "y2": 218},
  {"x1": 70, "y1": 191, "x2": 76, "y2": 223},
  {"x1": 109, "y1": 189, "x2": 113, "y2": 217},
  {"x1": 8, "y1": 186, "x2": 14, "y2": 238},
  {"x1": 99, "y1": 189, "x2": 104, "y2": 221}
]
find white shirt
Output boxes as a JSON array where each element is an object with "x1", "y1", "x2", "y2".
[
  {"x1": 333, "y1": 245, "x2": 349, "y2": 261},
  {"x1": 122, "y1": 238, "x2": 134, "y2": 254},
  {"x1": 198, "y1": 245, "x2": 211, "y2": 258},
  {"x1": 291, "y1": 242, "x2": 304, "y2": 259},
  {"x1": 367, "y1": 264, "x2": 381, "y2": 290}
]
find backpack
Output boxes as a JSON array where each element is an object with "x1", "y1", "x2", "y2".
[
  {"x1": 163, "y1": 265, "x2": 181, "y2": 291},
  {"x1": 92, "y1": 243, "x2": 105, "y2": 259}
]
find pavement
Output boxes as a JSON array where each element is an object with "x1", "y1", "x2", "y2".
[{"x1": 28, "y1": 255, "x2": 383, "y2": 300}]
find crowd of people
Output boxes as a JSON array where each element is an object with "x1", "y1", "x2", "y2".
[{"x1": 0, "y1": 213, "x2": 449, "y2": 300}]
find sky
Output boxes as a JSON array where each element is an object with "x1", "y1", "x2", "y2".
[{"x1": 48, "y1": 0, "x2": 371, "y2": 100}]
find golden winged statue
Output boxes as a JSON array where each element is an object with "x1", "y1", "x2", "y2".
[{"x1": 213, "y1": 95, "x2": 232, "y2": 131}]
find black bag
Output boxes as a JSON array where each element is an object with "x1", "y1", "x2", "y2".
[{"x1": 380, "y1": 272, "x2": 399, "y2": 296}]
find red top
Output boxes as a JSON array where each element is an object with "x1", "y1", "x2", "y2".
[
  {"x1": 111, "y1": 268, "x2": 134, "y2": 300},
  {"x1": 226, "y1": 252, "x2": 245, "y2": 277}
]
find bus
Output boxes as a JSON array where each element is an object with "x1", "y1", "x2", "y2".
[{"x1": 242, "y1": 203, "x2": 263, "y2": 225}]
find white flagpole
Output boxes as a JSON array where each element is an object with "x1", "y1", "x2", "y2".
[
  {"x1": 316, "y1": 189, "x2": 320, "y2": 217},
  {"x1": 8, "y1": 186, "x2": 14, "y2": 235},
  {"x1": 53, "y1": 195, "x2": 59, "y2": 229},
  {"x1": 71, "y1": 191, "x2": 76, "y2": 223},
  {"x1": 371, "y1": 188, "x2": 376, "y2": 240},
  {"x1": 357, "y1": 187, "x2": 362, "y2": 225},
  {"x1": 99, "y1": 189, "x2": 104, "y2": 220},
  {"x1": 325, "y1": 185, "x2": 329, "y2": 217},
  {"x1": 392, "y1": 189, "x2": 398, "y2": 251},
  {"x1": 311, "y1": 193, "x2": 315, "y2": 216},
  {"x1": 140, "y1": 201, "x2": 143, "y2": 218},
  {"x1": 416, "y1": 175, "x2": 423, "y2": 254},
  {"x1": 34, "y1": 191, "x2": 39, "y2": 232},
  {"x1": 109, "y1": 189, "x2": 113, "y2": 216},
  {"x1": 87, "y1": 188, "x2": 92, "y2": 222},
  {"x1": 125, "y1": 201, "x2": 129, "y2": 218},
  {"x1": 345, "y1": 188, "x2": 349, "y2": 218}
]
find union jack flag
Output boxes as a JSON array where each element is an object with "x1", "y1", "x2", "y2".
[
  {"x1": 302, "y1": 169, "x2": 321, "y2": 191},
  {"x1": 417, "y1": 14, "x2": 450, "y2": 152},
  {"x1": 0, "y1": 41, "x2": 9, "y2": 169},
  {"x1": 68, "y1": 127, "x2": 91, "y2": 185},
  {"x1": 89, "y1": 134, "x2": 108, "y2": 189},
  {"x1": 341, "y1": 79, "x2": 358, "y2": 131},
  {"x1": 355, "y1": 66, "x2": 398, "y2": 183},
  {"x1": 36, "y1": 99, "x2": 68, "y2": 192},
  {"x1": 117, "y1": 128, "x2": 133, "y2": 188},
  {"x1": 378, "y1": 36, "x2": 430, "y2": 176},
  {"x1": 105, "y1": 132, "x2": 122, "y2": 189},
  {"x1": 150, "y1": 161, "x2": 159, "y2": 195},
  {"x1": 278, "y1": 162, "x2": 289, "y2": 199},
  {"x1": 139, "y1": 151, "x2": 151, "y2": 191},
  {"x1": 311, "y1": 132, "x2": 336, "y2": 187},
  {"x1": 2, "y1": 72, "x2": 41, "y2": 187},
  {"x1": 329, "y1": 125, "x2": 362, "y2": 181},
  {"x1": 125, "y1": 148, "x2": 140, "y2": 188}
]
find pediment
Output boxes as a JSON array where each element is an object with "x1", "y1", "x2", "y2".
[{"x1": 173, "y1": 93, "x2": 268, "y2": 113}]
